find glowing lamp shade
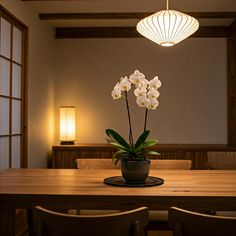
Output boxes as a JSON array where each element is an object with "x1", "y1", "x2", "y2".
[
  {"x1": 137, "y1": 9, "x2": 199, "y2": 47},
  {"x1": 60, "y1": 106, "x2": 76, "y2": 144}
]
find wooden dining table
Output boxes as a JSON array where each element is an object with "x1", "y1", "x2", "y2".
[{"x1": 0, "y1": 168, "x2": 236, "y2": 235}]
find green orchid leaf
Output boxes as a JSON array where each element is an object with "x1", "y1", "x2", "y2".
[
  {"x1": 134, "y1": 130, "x2": 150, "y2": 149},
  {"x1": 133, "y1": 144, "x2": 145, "y2": 154},
  {"x1": 112, "y1": 153, "x2": 115, "y2": 159},
  {"x1": 112, "y1": 152, "x2": 121, "y2": 160},
  {"x1": 113, "y1": 150, "x2": 128, "y2": 159},
  {"x1": 106, "y1": 129, "x2": 130, "y2": 149},
  {"x1": 133, "y1": 139, "x2": 157, "y2": 153},
  {"x1": 112, "y1": 150, "x2": 128, "y2": 165},
  {"x1": 115, "y1": 149, "x2": 127, "y2": 155},
  {"x1": 144, "y1": 139, "x2": 157, "y2": 146},
  {"x1": 109, "y1": 141, "x2": 131, "y2": 152},
  {"x1": 116, "y1": 153, "x2": 128, "y2": 161},
  {"x1": 114, "y1": 158, "x2": 120, "y2": 166},
  {"x1": 144, "y1": 150, "x2": 160, "y2": 156}
]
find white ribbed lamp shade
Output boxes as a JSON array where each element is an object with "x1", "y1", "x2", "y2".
[{"x1": 137, "y1": 10, "x2": 199, "y2": 47}]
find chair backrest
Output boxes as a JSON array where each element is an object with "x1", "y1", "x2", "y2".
[
  {"x1": 76, "y1": 158, "x2": 120, "y2": 169},
  {"x1": 33, "y1": 206, "x2": 149, "y2": 236},
  {"x1": 76, "y1": 159, "x2": 192, "y2": 170},
  {"x1": 207, "y1": 152, "x2": 236, "y2": 170},
  {"x1": 150, "y1": 160, "x2": 192, "y2": 170},
  {"x1": 168, "y1": 207, "x2": 236, "y2": 236}
]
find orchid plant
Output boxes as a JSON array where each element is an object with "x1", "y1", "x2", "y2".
[{"x1": 106, "y1": 70, "x2": 161, "y2": 164}]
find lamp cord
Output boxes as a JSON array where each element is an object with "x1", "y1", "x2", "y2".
[{"x1": 166, "y1": 0, "x2": 169, "y2": 10}]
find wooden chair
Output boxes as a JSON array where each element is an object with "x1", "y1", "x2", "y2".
[
  {"x1": 207, "y1": 151, "x2": 236, "y2": 217},
  {"x1": 207, "y1": 151, "x2": 236, "y2": 170},
  {"x1": 15, "y1": 209, "x2": 28, "y2": 236},
  {"x1": 148, "y1": 160, "x2": 192, "y2": 232},
  {"x1": 75, "y1": 158, "x2": 120, "y2": 215},
  {"x1": 76, "y1": 158, "x2": 120, "y2": 169},
  {"x1": 150, "y1": 160, "x2": 192, "y2": 170},
  {"x1": 33, "y1": 206, "x2": 149, "y2": 236},
  {"x1": 76, "y1": 158, "x2": 192, "y2": 171},
  {"x1": 168, "y1": 206, "x2": 236, "y2": 236}
]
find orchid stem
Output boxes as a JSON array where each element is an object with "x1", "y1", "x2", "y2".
[
  {"x1": 125, "y1": 91, "x2": 134, "y2": 147},
  {"x1": 144, "y1": 108, "x2": 148, "y2": 132}
]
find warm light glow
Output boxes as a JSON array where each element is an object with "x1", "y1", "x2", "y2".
[
  {"x1": 136, "y1": 1, "x2": 199, "y2": 47},
  {"x1": 60, "y1": 106, "x2": 76, "y2": 144}
]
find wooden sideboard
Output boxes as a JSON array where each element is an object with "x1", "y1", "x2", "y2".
[{"x1": 51, "y1": 144, "x2": 236, "y2": 169}]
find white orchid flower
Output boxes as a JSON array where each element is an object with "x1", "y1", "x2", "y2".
[
  {"x1": 149, "y1": 76, "x2": 162, "y2": 89},
  {"x1": 139, "y1": 79, "x2": 149, "y2": 88},
  {"x1": 111, "y1": 88, "x2": 122, "y2": 99},
  {"x1": 111, "y1": 82, "x2": 122, "y2": 99},
  {"x1": 129, "y1": 70, "x2": 145, "y2": 85},
  {"x1": 134, "y1": 86, "x2": 147, "y2": 97},
  {"x1": 146, "y1": 98, "x2": 159, "y2": 110},
  {"x1": 147, "y1": 88, "x2": 160, "y2": 99},
  {"x1": 119, "y1": 76, "x2": 131, "y2": 91},
  {"x1": 136, "y1": 96, "x2": 147, "y2": 107},
  {"x1": 114, "y1": 82, "x2": 120, "y2": 90}
]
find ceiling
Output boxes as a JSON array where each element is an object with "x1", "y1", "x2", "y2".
[{"x1": 22, "y1": 0, "x2": 236, "y2": 38}]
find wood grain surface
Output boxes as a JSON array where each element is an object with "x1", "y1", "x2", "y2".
[{"x1": 0, "y1": 169, "x2": 235, "y2": 201}]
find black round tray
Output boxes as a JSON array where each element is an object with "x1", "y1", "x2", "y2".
[{"x1": 104, "y1": 176, "x2": 164, "y2": 187}]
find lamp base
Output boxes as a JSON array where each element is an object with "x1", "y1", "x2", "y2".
[{"x1": 60, "y1": 141, "x2": 75, "y2": 145}]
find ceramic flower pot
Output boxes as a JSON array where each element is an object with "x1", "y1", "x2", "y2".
[{"x1": 121, "y1": 159, "x2": 150, "y2": 183}]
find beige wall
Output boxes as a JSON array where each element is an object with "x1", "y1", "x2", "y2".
[
  {"x1": 0, "y1": 0, "x2": 228, "y2": 168},
  {"x1": 0, "y1": 0, "x2": 55, "y2": 167},
  {"x1": 54, "y1": 38, "x2": 227, "y2": 145}
]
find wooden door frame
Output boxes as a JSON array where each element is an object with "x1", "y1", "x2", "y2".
[{"x1": 0, "y1": 5, "x2": 28, "y2": 167}]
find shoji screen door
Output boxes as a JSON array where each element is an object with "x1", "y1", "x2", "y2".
[{"x1": 0, "y1": 6, "x2": 27, "y2": 169}]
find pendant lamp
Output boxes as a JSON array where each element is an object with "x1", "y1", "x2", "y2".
[{"x1": 136, "y1": 0, "x2": 199, "y2": 47}]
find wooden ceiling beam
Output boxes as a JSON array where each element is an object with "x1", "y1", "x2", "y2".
[
  {"x1": 55, "y1": 26, "x2": 229, "y2": 39},
  {"x1": 56, "y1": 27, "x2": 138, "y2": 39},
  {"x1": 21, "y1": 0, "x2": 72, "y2": 2},
  {"x1": 40, "y1": 12, "x2": 236, "y2": 20}
]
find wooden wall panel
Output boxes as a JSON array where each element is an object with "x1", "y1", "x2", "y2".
[{"x1": 51, "y1": 144, "x2": 236, "y2": 170}]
